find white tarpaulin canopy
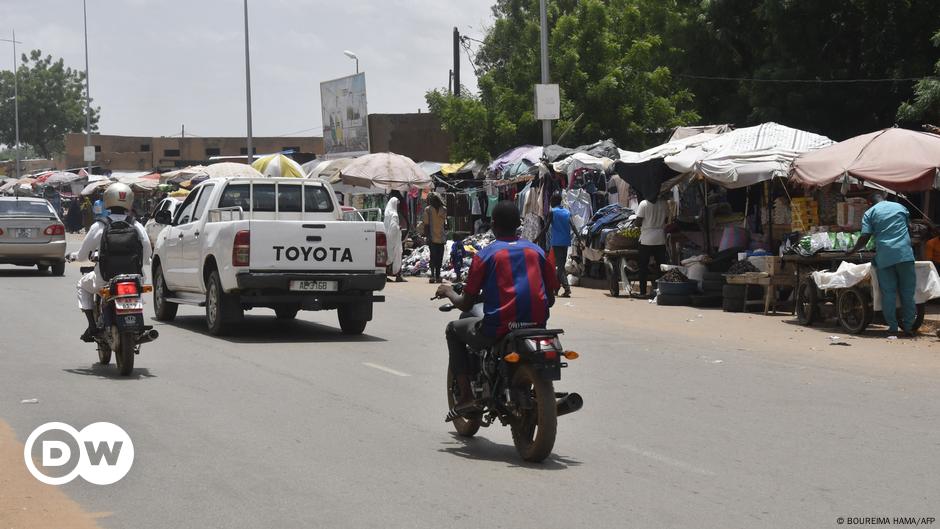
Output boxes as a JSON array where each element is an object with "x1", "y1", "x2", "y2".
[
  {"x1": 665, "y1": 122, "x2": 833, "y2": 189},
  {"x1": 620, "y1": 132, "x2": 719, "y2": 165}
]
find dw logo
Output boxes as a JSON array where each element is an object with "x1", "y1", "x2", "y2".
[{"x1": 23, "y1": 422, "x2": 134, "y2": 485}]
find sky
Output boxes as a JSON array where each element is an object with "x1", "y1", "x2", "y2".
[{"x1": 1, "y1": 0, "x2": 494, "y2": 138}]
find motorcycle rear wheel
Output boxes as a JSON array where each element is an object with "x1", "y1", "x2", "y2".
[
  {"x1": 510, "y1": 364, "x2": 557, "y2": 463},
  {"x1": 116, "y1": 331, "x2": 136, "y2": 376},
  {"x1": 447, "y1": 367, "x2": 481, "y2": 437}
]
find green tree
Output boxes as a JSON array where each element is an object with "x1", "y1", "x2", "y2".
[
  {"x1": 897, "y1": 29, "x2": 940, "y2": 126},
  {"x1": 426, "y1": 87, "x2": 513, "y2": 163},
  {"x1": 678, "y1": 0, "x2": 940, "y2": 140},
  {"x1": 0, "y1": 50, "x2": 99, "y2": 158},
  {"x1": 430, "y1": 0, "x2": 699, "y2": 160}
]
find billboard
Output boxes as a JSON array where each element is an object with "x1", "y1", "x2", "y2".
[{"x1": 320, "y1": 73, "x2": 369, "y2": 158}]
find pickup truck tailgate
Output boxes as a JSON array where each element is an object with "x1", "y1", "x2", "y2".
[{"x1": 248, "y1": 220, "x2": 378, "y2": 272}]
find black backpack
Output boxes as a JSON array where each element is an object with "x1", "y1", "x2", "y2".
[{"x1": 98, "y1": 217, "x2": 143, "y2": 280}]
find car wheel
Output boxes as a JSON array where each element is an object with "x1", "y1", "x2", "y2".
[
  {"x1": 37, "y1": 264, "x2": 49, "y2": 273},
  {"x1": 206, "y1": 270, "x2": 242, "y2": 336},
  {"x1": 153, "y1": 264, "x2": 178, "y2": 322},
  {"x1": 50, "y1": 262, "x2": 65, "y2": 276}
]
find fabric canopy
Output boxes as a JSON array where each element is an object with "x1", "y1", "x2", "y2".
[
  {"x1": 252, "y1": 153, "x2": 304, "y2": 178},
  {"x1": 204, "y1": 162, "x2": 263, "y2": 179},
  {"x1": 665, "y1": 122, "x2": 833, "y2": 189},
  {"x1": 791, "y1": 128, "x2": 940, "y2": 192}
]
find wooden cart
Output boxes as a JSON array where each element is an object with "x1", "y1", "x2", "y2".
[
  {"x1": 604, "y1": 249, "x2": 662, "y2": 297},
  {"x1": 784, "y1": 252, "x2": 925, "y2": 334}
]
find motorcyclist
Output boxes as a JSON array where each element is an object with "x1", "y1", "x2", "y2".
[
  {"x1": 435, "y1": 201, "x2": 559, "y2": 420},
  {"x1": 68, "y1": 183, "x2": 151, "y2": 342}
]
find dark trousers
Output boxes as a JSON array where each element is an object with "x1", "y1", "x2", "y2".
[
  {"x1": 638, "y1": 244, "x2": 668, "y2": 296},
  {"x1": 552, "y1": 245, "x2": 570, "y2": 292},
  {"x1": 445, "y1": 317, "x2": 497, "y2": 376},
  {"x1": 429, "y1": 242, "x2": 445, "y2": 279}
]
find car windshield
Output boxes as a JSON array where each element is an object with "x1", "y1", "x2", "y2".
[{"x1": 0, "y1": 200, "x2": 55, "y2": 217}]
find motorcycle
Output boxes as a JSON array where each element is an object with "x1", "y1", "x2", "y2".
[
  {"x1": 437, "y1": 285, "x2": 582, "y2": 462},
  {"x1": 75, "y1": 256, "x2": 159, "y2": 376}
]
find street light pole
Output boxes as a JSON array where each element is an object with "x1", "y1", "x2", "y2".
[
  {"x1": 243, "y1": 0, "x2": 253, "y2": 161},
  {"x1": 538, "y1": 0, "x2": 551, "y2": 146},
  {"x1": 1, "y1": 31, "x2": 22, "y2": 179},
  {"x1": 83, "y1": 0, "x2": 91, "y2": 169},
  {"x1": 343, "y1": 50, "x2": 359, "y2": 74}
]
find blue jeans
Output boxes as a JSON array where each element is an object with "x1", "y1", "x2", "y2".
[{"x1": 876, "y1": 261, "x2": 916, "y2": 332}]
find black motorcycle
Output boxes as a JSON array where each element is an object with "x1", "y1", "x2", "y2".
[
  {"x1": 438, "y1": 286, "x2": 582, "y2": 462},
  {"x1": 78, "y1": 262, "x2": 159, "y2": 376}
]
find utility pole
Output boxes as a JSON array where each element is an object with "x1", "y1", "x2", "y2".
[
  {"x1": 538, "y1": 0, "x2": 551, "y2": 146},
  {"x1": 243, "y1": 0, "x2": 254, "y2": 162},
  {"x1": 1, "y1": 31, "x2": 22, "y2": 178},
  {"x1": 448, "y1": 69, "x2": 453, "y2": 95},
  {"x1": 452, "y1": 27, "x2": 460, "y2": 97},
  {"x1": 83, "y1": 0, "x2": 92, "y2": 170}
]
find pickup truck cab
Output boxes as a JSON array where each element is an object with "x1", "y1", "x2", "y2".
[{"x1": 151, "y1": 177, "x2": 387, "y2": 335}]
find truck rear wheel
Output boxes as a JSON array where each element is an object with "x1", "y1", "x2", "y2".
[
  {"x1": 337, "y1": 304, "x2": 368, "y2": 335},
  {"x1": 275, "y1": 306, "x2": 299, "y2": 320},
  {"x1": 206, "y1": 270, "x2": 242, "y2": 336},
  {"x1": 153, "y1": 264, "x2": 178, "y2": 322}
]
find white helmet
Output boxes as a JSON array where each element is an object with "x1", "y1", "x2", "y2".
[{"x1": 104, "y1": 183, "x2": 134, "y2": 210}]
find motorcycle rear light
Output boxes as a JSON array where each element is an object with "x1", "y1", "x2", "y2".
[
  {"x1": 116, "y1": 281, "x2": 138, "y2": 296},
  {"x1": 543, "y1": 349, "x2": 558, "y2": 360},
  {"x1": 233, "y1": 230, "x2": 250, "y2": 267},
  {"x1": 375, "y1": 231, "x2": 388, "y2": 268},
  {"x1": 44, "y1": 224, "x2": 65, "y2": 236}
]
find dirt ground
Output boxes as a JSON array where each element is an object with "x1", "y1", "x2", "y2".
[{"x1": 0, "y1": 421, "x2": 105, "y2": 529}]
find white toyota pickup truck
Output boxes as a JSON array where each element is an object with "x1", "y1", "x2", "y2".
[{"x1": 150, "y1": 177, "x2": 387, "y2": 335}]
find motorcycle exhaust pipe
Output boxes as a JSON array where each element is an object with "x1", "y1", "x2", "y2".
[
  {"x1": 136, "y1": 329, "x2": 159, "y2": 345},
  {"x1": 556, "y1": 392, "x2": 583, "y2": 417}
]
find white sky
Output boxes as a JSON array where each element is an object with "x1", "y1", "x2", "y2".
[{"x1": 2, "y1": 0, "x2": 493, "y2": 138}]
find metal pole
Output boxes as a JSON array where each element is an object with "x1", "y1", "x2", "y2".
[
  {"x1": 539, "y1": 0, "x2": 551, "y2": 146},
  {"x1": 355, "y1": 57, "x2": 359, "y2": 74},
  {"x1": 453, "y1": 27, "x2": 460, "y2": 97},
  {"x1": 243, "y1": 0, "x2": 253, "y2": 161},
  {"x1": 83, "y1": 0, "x2": 91, "y2": 169},
  {"x1": 12, "y1": 29, "x2": 20, "y2": 179}
]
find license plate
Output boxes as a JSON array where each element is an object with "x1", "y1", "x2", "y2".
[
  {"x1": 289, "y1": 280, "x2": 337, "y2": 292},
  {"x1": 15, "y1": 228, "x2": 34, "y2": 239}
]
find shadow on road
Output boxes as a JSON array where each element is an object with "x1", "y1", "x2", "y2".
[
  {"x1": 0, "y1": 268, "x2": 54, "y2": 277},
  {"x1": 156, "y1": 315, "x2": 387, "y2": 344},
  {"x1": 63, "y1": 364, "x2": 157, "y2": 380},
  {"x1": 439, "y1": 433, "x2": 581, "y2": 470}
]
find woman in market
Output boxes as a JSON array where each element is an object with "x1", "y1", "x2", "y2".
[
  {"x1": 384, "y1": 195, "x2": 405, "y2": 282},
  {"x1": 419, "y1": 192, "x2": 448, "y2": 283}
]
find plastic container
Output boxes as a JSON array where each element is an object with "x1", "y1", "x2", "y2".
[{"x1": 656, "y1": 279, "x2": 698, "y2": 296}]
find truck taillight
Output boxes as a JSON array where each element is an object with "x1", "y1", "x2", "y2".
[
  {"x1": 233, "y1": 230, "x2": 250, "y2": 267},
  {"x1": 375, "y1": 231, "x2": 388, "y2": 268},
  {"x1": 44, "y1": 224, "x2": 65, "y2": 236}
]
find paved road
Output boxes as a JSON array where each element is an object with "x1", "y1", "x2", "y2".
[{"x1": 1, "y1": 257, "x2": 939, "y2": 529}]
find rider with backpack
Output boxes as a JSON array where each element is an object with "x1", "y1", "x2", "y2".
[{"x1": 69, "y1": 183, "x2": 152, "y2": 342}]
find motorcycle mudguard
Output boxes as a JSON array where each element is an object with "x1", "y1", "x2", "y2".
[{"x1": 114, "y1": 311, "x2": 145, "y2": 331}]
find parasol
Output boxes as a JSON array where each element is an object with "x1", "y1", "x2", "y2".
[
  {"x1": 43, "y1": 171, "x2": 86, "y2": 187},
  {"x1": 791, "y1": 128, "x2": 940, "y2": 192},
  {"x1": 204, "y1": 162, "x2": 263, "y2": 179},
  {"x1": 340, "y1": 152, "x2": 432, "y2": 192},
  {"x1": 81, "y1": 180, "x2": 112, "y2": 195},
  {"x1": 252, "y1": 153, "x2": 304, "y2": 178}
]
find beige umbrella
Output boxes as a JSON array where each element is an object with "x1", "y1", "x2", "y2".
[
  {"x1": 340, "y1": 153, "x2": 431, "y2": 192},
  {"x1": 204, "y1": 162, "x2": 263, "y2": 179},
  {"x1": 307, "y1": 158, "x2": 354, "y2": 184},
  {"x1": 161, "y1": 165, "x2": 209, "y2": 184}
]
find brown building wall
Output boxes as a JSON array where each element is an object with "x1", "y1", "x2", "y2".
[
  {"x1": 65, "y1": 134, "x2": 324, "y2": 171},
  {"x1": 368, "y1": 113, "x2": 452, "y2": 162}
]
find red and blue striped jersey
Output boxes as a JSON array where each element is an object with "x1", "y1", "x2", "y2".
[{"x1": 464, "y1": 237, "x2": 559, "y2": 337}]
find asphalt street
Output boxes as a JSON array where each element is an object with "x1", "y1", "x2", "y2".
[{"x1": 1, "y1": 253, "x2": 939, "y2": 528}]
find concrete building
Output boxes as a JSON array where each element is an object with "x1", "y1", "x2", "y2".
[
  {"x1": 64, "y1": 134, "x2": 324, "y2": 171},
  {"x1": 368, "y1": 113, "x2": 452, "y2": 162}
]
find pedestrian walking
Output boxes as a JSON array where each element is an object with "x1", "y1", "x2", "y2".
[
  {"x1": 419, "y1": 192, "x2": 448, "y2": 283},
  {"x1": 635, "y1": 191, "x2": 671, "y2": 298},
  {"x1": 384, "y1": 195, "x2": 404, "y2": 282},
  {"x1": 539, "y1": 192, "x2": 575, "y2": 297},
  {"x1": 846, "y1": 193, "x2": 916, "y2": 336}
]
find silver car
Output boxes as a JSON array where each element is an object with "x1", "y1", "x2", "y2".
[{"x1": 0, "y1": 197, "x2": 67, "y2": 275}]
